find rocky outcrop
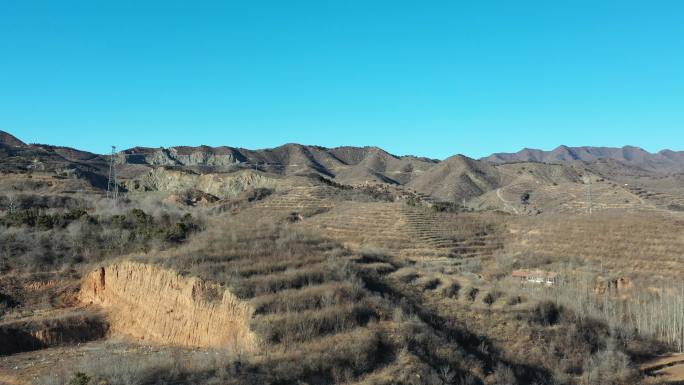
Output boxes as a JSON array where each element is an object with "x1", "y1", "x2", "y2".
[
  {"x1": 80, "y1": 262, "x2": 257, "y2": 351},
  {"x1": 123, "y1": 168, "x2": 282, "y2": 199},
  {"x1": 169, "y1": 147, "x2": 245, "y2": 167},
  {"x1": 121, "y1": 147, "x2": 244, "y2": 167}
]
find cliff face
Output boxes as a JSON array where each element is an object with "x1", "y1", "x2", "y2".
[
  {"x1": 122, "y1": 147, "x2": 243, "y2": 167},
  {"x1": 123, "y1": 168, "x2": 282, "y2": 198},
  {"x1": 80, "y1": 262, "x2": 257, "y2": 351}
]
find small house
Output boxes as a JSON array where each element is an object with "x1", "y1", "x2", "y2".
[{"x1": 511, "y1": 269, "x2": 558, "y2": 286}]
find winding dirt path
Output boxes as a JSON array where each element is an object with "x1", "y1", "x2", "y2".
[{"x1": 496, "y1": 188, "x2": 519, "y2": 214}]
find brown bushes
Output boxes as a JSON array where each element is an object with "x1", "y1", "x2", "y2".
[
  {"x1": 234, "y1": 266, "x2": 330, "y2": 298},
  {"x1": 513, "y1": 276, "x2": 684, "y2": 353},
  {"x1": 580, "y1": 348, "x2": 639, "y2": 385},
  {"x1": 231, "y1": 256, "x2": 326, "y2": 278},
  {"x1": 530, "y1": 301, "x2": 563, "y2": 326},
  {"x1": 258, "y1": 327, "x2": 385, "y2": 384},
  {"x1": 482, "y1": 290, "x2": 502, "y2": 306},
  {"x1": 0, "y1": 203, "x2": 201, "y2": 271},
  {"x1": 442, "y1": 282, "x2": 461, "y2": 298},
  {"x1": 466, "y1": 287, "x2": 480, "y2": 302},
  {"x1": 250, "y1": 282, "x2": 361, "y2": 315},
  {"x1": 253, "y1": 303, "x2": 377, "y2": 345},
  {"x1": 506, "y1": 211, "x2": 684, "y2": 282},
  {"x1": 418, "y1": 277, "x2": 441, "y2": 291}
]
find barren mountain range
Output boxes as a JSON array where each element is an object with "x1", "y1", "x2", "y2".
[
  {"x1": 2, "y1": 129, "x2": 684, "y2": 209},
  {"x1": 483, "y1": 145, "x2": 684, "y2": 172},
  {"x1": 6, "y1": 130, "x2": 683, "y2": 173}
]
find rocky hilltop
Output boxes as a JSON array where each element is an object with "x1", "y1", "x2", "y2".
[{"x1": 119, "y1": 143, "x2": 438, "y2": 182}]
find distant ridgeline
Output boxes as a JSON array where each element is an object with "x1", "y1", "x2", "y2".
[{"x1": 2, "y1": 130, "x2": 684, "y2": 208}]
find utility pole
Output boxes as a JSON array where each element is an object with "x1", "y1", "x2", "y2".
[{"x1": 107, "y1": 145, "x2": 119, "y2": 201}]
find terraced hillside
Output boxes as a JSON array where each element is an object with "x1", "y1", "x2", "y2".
[
  {"x1": 57, "y1": 222, "x2": 534, "y2": 385},
  {"x1": 299, "y1": 200, "x2": 504, "y2": 268},
  {"x1": 300, "y1": 201, "x2": 413, "y2": 250},
  {"x1": 251, "y1": 185, "x2": 337, "y2": 212},
  {"x1": 627, "y1": 184, "x2": 684, "y2": 211},
  {"x1": 399, "y1": 208, "x2": 504, "y2": 265},
  {"x1": 21, "y1": 215, "x2": 628, "y2": 385},
  {"x1": 506, "y1": 211, "x2": 684, "y2": 282},
  {"x1": 472, "y1": 167, "x2": 659, "y2": 215},
  {"x1": 479, "y1": 181, "x2": 657, "y2": 214},
  {"x1": 2, "y1": 188, "x2": 681, "y2": 385}
]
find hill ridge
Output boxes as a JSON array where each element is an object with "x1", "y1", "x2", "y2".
[
  {"x1": 3, "y1": 130, "x2": 684, "y2": 207},
  {"x1": 482, "y1": 145, "x2": 684, "y2": 172}
]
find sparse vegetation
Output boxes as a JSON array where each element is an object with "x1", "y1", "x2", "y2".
[
  {"x1": 3, "y1": 135, "x2": 684, "y2": 384},
  {"x1": 0, "y1": 198, "x2": 201, "y2": 271},
  {"x1": 431, "y1": 201, "x2": 462, "y2": 212},
  {"x1": 68, "y1": 372, "x2": 90, "y2": 385}
]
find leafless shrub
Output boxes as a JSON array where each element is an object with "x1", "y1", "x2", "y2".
[
  {"x1": 466, "y1": 287, "x2": 479, "y2": 302},
  {"x1": 442, "y1": 282, "x2": 461, "y2": 298},
  {"x1": 253, "y1": 302, "x2": 376, "y2": 345},
  {"x1": 580, "y1": 347, "x2": 638, "y2": 385},
  {"x1": 234, "y1": 266, "x2": 329, "y2": 298},
  {"x1": 482, "y1": 291, "x2": 502, "y2": 306},
  {"x1": 512, "y1": 276, "x2": 684, "y2": 352},
  {"x1": 250, "y1": 282, "x2": 361, "y2": 315},
  {"x1": 393, "y1": 267, "x2": 419, "y2": 283},
  {"x1": 418, "y1": 277, "x2": 441, "y2": 291},
  {"x1": 494, "y1": 362, "x2": 517, "y2": 385},
  {"x1": 261, "y1": 328, "x2": 384, "y2": 384},
  {"x1": 530, "y1": 301, "x2": 563, "y2": 326},
  {"x1": 358, "y1": 247, "x2": 389, "y2": 263},
  {"x1": 459, "y1": 258, "x2": 482, "y2": 273}
]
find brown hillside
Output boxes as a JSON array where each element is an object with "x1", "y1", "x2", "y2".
[{"x1": 407, "y1": 155, "x2": 502, "y2": 201}]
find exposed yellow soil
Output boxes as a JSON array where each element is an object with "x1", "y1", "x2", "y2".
[{"x1": 79, "y1": 261, "x2": 258, "y2": 351}]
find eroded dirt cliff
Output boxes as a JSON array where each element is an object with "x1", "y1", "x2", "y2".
[
  {"x1": 0, "y1": 311, "x2": 107, "y2": 355},
  {"x1": 80, "y1": 261, "x2": 257, "y2": 351},
  {"x1": 124, "y1": 168, "x2": 283, "y2": 198}
]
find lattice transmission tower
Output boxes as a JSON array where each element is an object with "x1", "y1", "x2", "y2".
[{"x1": 106, "y1": 145, "x2": 119, "y2": 201}]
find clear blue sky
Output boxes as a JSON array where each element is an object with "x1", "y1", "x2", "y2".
[{"x1": 1, "y1": 1, "x2": 683, "y2": 159}]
